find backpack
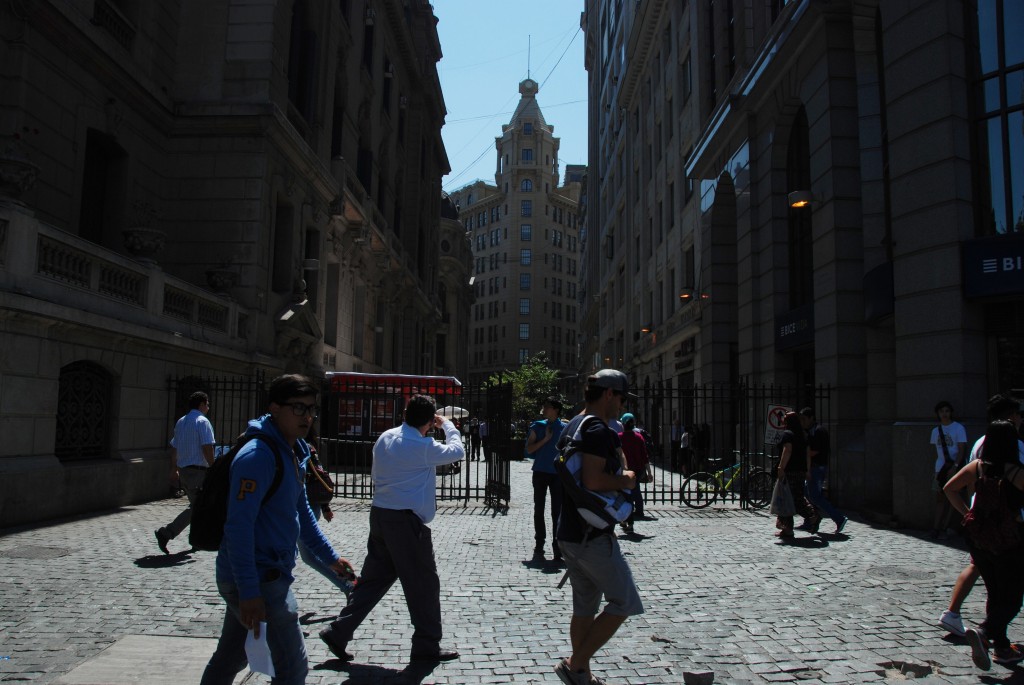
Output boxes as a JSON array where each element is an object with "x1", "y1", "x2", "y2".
[
  {"x1": 962, "y1": 462, "x2": 1022, "y2": 554},
  {"x1": 554, "y1": 415, "x2": 633, "y2": 529},
  {"x1": 188, "y1": 433, "x2": 284, "y2": 552}
]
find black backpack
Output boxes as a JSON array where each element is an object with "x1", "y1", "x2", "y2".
[
  {"x1": 962, "y1": 462, "x2": 1022, "y2": 554},
  {"x1": 188, "y1": 434, "x2": 284, "y2": 552}
]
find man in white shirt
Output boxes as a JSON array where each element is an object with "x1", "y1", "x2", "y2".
[
  {"x1": 320, "y1": 394, "x2": 465, "y2": 663},
  {"x1": 930, "y1": 400, "x2": 968, "y2": 539},
  {"x1": 939, "y1": 394, "x2": 1023, "y2": 637}
]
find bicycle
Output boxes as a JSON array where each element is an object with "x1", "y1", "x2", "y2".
[{"x1": 680, "y1": 459, "x2": 774, "y2": 509}]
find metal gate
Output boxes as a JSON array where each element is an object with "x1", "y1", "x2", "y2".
[
  {"x1": 166, "y1": 370, "x2": 267, "y2": 453},
  {"x1": 317, "y1": 374, "x2": 514, "y2": 510},
  {"x1": 629, "y1": 381, "x2": 832, "y2": 506}
]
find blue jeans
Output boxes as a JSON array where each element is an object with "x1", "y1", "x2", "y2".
[
  {"x1": 200, "y1": 576, "x2": 307, "y2": 685},
  {"x1": 805, "y1": 465, "x2": 843, "y2": 524}
]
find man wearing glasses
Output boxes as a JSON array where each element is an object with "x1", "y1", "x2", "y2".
[
  {"x1": 320, "y1": 394, "x2": 465, "y2": 663},
  {"x1": 155, "y1": 390, "x2": 215, "y2": 554},
  {"x1": 554, "y1": 369, "x2": 643, "y2": 685},
  {"x1": 201, "y1": 374, "x2": 354, "y2": 685}
]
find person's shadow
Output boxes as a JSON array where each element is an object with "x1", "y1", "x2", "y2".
[
  {"x1": 777, "y1": 536, "x2": 829, "y2": 549},
  {"x1": 133, "y1": 550, "x2": 195, "y2": 568},
  {"x1": 313, "y1": 658, "x2": 440, "y2": 684}
]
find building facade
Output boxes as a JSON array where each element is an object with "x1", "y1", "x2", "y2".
[
  {"x1": 581, "y1": 0, "x2": 1024, "y2": 524},
  {"x1": 450, "y1": 79, "x2": 584, "y2": 386},
  {"x1": 0, "y1": 0, "x2": 469, "y2": 526}
]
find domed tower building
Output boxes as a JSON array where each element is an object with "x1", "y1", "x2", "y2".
[{"x1": 451, "y1": 79, "x2": 584, "y2": 386}]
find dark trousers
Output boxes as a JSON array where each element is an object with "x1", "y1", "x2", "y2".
[
  {"x1": 973, "y1": 542, "x2": 1024, "y2": 649},
  {"x1": 532, "y1": 471, "x2": 562, "y2": 556},
  {"x1": 328, "y1": 507, "x2": 442, "y2": 654},
  {"x1": 777, "y1": 472, "x2": 816, "y2": 531}
]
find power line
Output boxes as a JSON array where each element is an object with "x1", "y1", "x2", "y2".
[{"x1": 446, "y1": 99, "x2": 586, "y2": 124}]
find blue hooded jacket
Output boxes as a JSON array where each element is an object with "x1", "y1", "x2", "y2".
[{"x1": 215, "y1": 414, "x2": 338, "y2": 600}]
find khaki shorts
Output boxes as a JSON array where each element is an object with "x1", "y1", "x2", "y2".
[{"x1": 560, "y1": 534, "x2": 644, "y2": 617}]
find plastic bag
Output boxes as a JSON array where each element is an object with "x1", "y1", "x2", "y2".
[{"x1": 769, "y1": 475, "x2": 795, "y2": 517}]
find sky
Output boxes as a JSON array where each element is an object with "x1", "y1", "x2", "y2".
[{"x1": 433, "y1": 1, "x2": 588, "y2": 194}]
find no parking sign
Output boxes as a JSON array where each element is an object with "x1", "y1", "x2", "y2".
[{"x1": 764, "y1": 404, "x2": 793, "y2": 446}]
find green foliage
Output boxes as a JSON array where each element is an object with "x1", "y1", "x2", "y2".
[{"x1": 487, "y1": 353, "x2": 566, "y2": 436}]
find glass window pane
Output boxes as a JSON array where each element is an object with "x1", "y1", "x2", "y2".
[
  {"x1": 1007, "y1": 68, "x2": 1023, "y2": 108},
  {"x1": 1008, "y1": 110, "x2": 1024, "y2": 233},
  {"x1": 978, "y1": 0, "x2": 999, "y2": 74},
  {"x1": 983, "y1": 76, "x2": 1002, "y2": 112},
  {"x1": 1004, "y1": 0, "x2": 1024, "y2": 69},
  {"x1": 982, "y1": 117, "x2": 1008, "y2": 233}
]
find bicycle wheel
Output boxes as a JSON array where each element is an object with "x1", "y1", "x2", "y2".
[
  {"x1": 745, "y1": 470, "x2": 774, "y2": 510},
  {"x1": 681, "y1": 472, "x2": 719, "y2": 508}
]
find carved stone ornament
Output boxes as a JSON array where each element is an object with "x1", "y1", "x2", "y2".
[
  {"x1": 205, "y1": 267, "x2": 239, "y2": 293},
  {"x1": 122, "y1": 227, "x2": 166, "y2": 265},
  {"x1": 0, "y1": 135, "x2": 41, "y2": 201}
]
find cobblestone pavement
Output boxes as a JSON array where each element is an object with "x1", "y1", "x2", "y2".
[{"x1": 0, "y1": 459, "x2": 1001, "y2": 684}]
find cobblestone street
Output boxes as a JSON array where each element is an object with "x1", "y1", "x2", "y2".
[{"x1": 0, "y1": 460, "x2": 999, "y2": 684}]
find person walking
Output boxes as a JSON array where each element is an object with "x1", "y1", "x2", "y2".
[
  {"x1": 155, "y1": 391, "x2": 215, "y2": 555},
  {"x1": 553, "y1": 369, "x2": 643, "y2": 685},
  {"x1": 319, "y1": 394, "x2": 465, "y2": 663},
  {"x1": 200, "y1": 374, "x2": 354, "y2": 685},
  {"x1": 944, "y1": 420, "x2": 1024, "y2": 670},
  {"x1": 618, "y1": 413, "x2": 651, "y2": 533},
  {"x1": 799, "y1": 407, "x2": 846, "y2": 534},
  {"x1": 297, "y1": 431, "x2": 353, "y2": 602},
  {"x1": 525, "y1": 397, "x2": 566, "y2": 561},
  {"x1": 931, "y1": 400, "x2": 968, "y2": 539},
  {"x1": 775, "y1": 411, "x2": 819, "y2": 539}
]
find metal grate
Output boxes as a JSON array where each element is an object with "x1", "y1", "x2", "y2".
[
  {"x1": 55, "y1": 361, "x2": 112, "y2": 460},
  {"x1": 0, "y1": 545, "x2": 71, "y2": 559}
]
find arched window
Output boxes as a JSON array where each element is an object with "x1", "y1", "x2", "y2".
[
  {"x1": 55, "y1": 361, "x2": 113, "y2": 460},
  {"x1": 521, "y1": 179, "x2": 533, "y2": 192}
]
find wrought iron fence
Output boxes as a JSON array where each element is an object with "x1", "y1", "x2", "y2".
[{"x1": 166, "y1": 371, "x2": 267, "y2": 452}]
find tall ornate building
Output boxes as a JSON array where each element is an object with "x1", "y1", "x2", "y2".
[
  {"x1": 0, "y1": 0, "x2": 469, "y2": 526},
  {"x1": 581, "y1": 0, "x2": 1024, "y2": 525},
  {"x1": 450, "y1": 79, "x2": 584, "y2": 386}
]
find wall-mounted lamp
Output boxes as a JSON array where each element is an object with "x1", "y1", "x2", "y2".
[
  {"x1": 640, "y1": 323, "x2": 653, "y2": 334},
  {"x1": 679, "y1": 289, "x2": 693, "y2": 301},
  {"x1": 788, "y1": 190, "x2": 815, "y2": 208}
]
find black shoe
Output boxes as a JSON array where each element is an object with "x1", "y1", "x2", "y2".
[
  {"x1": 410, "y1": 648, "x2": 460, "y2": 662},
  {"x1": 154, "y1": 529, "x2": 170, "y2": 555},
  {"x1": 532, "y1": 548, "x2": 545, "y2": 560},
  {"x1": 319, "y1": 628, "x2": 354, "y2": 661}
]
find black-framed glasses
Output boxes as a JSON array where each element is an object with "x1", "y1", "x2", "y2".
[{"x1": 284, "y1": 402, "x2": 318, "y2": 418}]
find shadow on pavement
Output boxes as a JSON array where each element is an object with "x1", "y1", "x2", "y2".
[
  {"x1": 313, "y1": 658, "x2": 439, "y2": 684},
  {"x1": 521, "y1": 558, "x2": 563, "y2": 574},
  {"x1": 133, "y1": 550, "x2": 196, "y2": 568},
  {"x1": 619, "y1": 530, "x2": 655, "y2": 542},
  {"x1": 816, "y1": 532, "x2": 850, "y2": 542},
  {"x1": 299, "y1": 611, "x2": 334, "y2": 625},
  {"x1": 980, "y1": 667, "x2": 1024, "y2": 685},
  {"x1": 777, "y1": 536, "x2": 829, "y2": 549}
]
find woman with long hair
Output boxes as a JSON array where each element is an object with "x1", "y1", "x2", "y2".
[
  {"x1": 944, "y1": 420, "x2": 1024, "y2": 669},
  {"x1": 775, "y1": 411, "x2": 819, "y2": 539}
]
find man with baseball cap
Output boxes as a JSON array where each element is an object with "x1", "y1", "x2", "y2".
[{"x1": 553, "y1": 369, "x2": 643, "y2": 685}]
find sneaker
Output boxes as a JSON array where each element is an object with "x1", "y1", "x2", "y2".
[
  {"x1": 554, "y1": 658, "x2": 590, "y2": 685},
  {"x1": 939, "y1": 610, "x2": 966, "y2": 637},
  {"x1": 994, "y1": 644, "x2": 1024, "y2": 666},
  {"x1": 154, "y1": 529, "x2": 170, "y2": 555},
  {"x1": 835, "y1": 516, "x2": 848, "y2": 534},
  {"x1": 966, "y1": 628, "x2": 991, "y2": 670}
]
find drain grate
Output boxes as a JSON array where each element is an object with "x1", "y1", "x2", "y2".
[{"x1": 0, "y1": 545, "x2": 71, "y2": 560}]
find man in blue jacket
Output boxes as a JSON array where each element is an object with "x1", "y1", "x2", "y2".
[
  {"x1": 525, "y1": 396, "x2": 565, "y2": 561},
  {"x1": 201, "y1": 374, "x2": 354, "y2": 685}
]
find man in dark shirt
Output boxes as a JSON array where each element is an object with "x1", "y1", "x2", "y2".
[
  {"x1": 800, "y1": 407, "x2": 846, "y2": 533},
  {"x1": 553, "y1": 369, "x2": 643, "y2": 685}
]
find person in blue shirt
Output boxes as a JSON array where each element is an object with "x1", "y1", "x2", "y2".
[
  {"x1": 319, "y1": 394, "x2": 465, "y2": 664},
  {"x1": 201, "y1": 374, "x2": 354, "y2": 685},
  {"x1": 526, "y1": 396, "x2": 566, "y2": 561}
]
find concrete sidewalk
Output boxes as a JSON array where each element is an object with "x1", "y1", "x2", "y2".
[{"x1": 0, "y1": 459, "x2": 994, "y2": 684}]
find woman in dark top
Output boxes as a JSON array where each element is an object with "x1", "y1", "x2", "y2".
[
  {"x1": 775, "y1": 412, "x2": 819, "y2": 539},
  {"x1": 944, "y1": 420, "x2": 1024, "y2": 669}
]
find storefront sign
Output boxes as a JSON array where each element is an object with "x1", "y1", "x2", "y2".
[
  {"x1": 775, "y1": 303, "x2": 814, "y2": 350},
  {"x1": 963, "y1": 234, "x2": 1024, "y2": 298}
]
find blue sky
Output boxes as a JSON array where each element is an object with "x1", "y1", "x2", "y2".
[{"x1": 433, "y1": 1, "x2": 588, "y2": 193}]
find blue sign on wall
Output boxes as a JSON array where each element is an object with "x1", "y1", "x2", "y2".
[{"x1": 962, "y1": 234, "x2": 1024, "y2": 298}]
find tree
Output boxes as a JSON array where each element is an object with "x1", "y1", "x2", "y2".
[{"x1": 487, "y1": 353, "x2": 566, "y2": 436}]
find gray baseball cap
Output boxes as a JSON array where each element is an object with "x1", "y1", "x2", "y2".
[{"x1": 587, "y1": 369, "x2": 638, "y2": 400}]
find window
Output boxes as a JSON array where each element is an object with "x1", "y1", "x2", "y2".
[
  {"x1": 56, "y1": 361, "x2": 113, "y2": 460},
  {"x1": 519, "y1": 298, "x2": 530, "y2": 315},
  {"x1": 522, "y1": 148, "x2": 534, "y2": 162},
  {"x1": 520, "y1": 223, "x2": 532, "y2": 241},
  {"x1": 519, "y1": 348, "x2": 529, "y2": 363},
  {"x1": 519, "y1": 323, "x2": 530, "y2": 340},
  {"x1": 520, "y1": 273, "x2": 531, "y2": 290},
  {"x1": 523, "y1": 122, "x2": 533, "y2": 134},
  {"x1": 521, "y1": 200, "x2": 532, "y2": 217},
  {"x1": 521, "y1": 179, "x2": 533, "y2": 192},
  {"x1": 520, "y1": 248, "x2": 532, "y2": 265}
]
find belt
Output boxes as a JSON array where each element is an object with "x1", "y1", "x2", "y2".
[{"x1": 182, "y1": 465, "x2": 207, "y2": 470}]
